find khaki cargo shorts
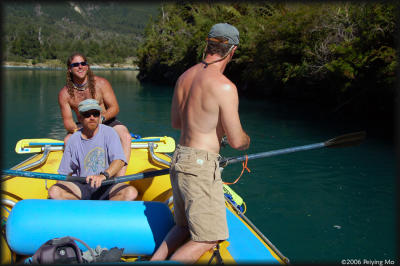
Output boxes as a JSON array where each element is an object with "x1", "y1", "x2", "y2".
[{"x1": 170, "y1": 144, "x2": 228, "y2": 242}]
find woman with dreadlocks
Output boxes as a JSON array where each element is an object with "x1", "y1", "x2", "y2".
[{"x1": 58, "y1": 52, "x2": 132, "y2": 177}]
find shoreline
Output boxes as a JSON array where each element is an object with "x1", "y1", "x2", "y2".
[{"x1": 2, "y1": 61, "x2": 139, "y2": 71}]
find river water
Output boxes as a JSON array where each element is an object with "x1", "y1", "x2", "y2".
[{"x1": 1, "y1": 69, "x2": 397, "y2": 263}]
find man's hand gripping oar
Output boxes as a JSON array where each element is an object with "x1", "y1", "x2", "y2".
[{"x1": 1, "y1": 168, "x2": 170, "y2": 185}]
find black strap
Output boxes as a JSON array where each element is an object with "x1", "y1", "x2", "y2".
[
  {"x1": 201, "y1": 60, "x2": 210, "y2": 68},
  {"x1": 201, "y1": 44, "x2": 235, "y2": 69},
  {"x1": 207, "y1": 244, "x2": 224, "y2": 265}
]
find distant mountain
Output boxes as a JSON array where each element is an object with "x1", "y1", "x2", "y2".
[{"x1": 2, "y1": 2, "x2": 161, "y2": 64}]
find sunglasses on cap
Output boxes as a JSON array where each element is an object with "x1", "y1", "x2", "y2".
[
  {"x1": 70, "y1": 61, "x2": 88, "y2": 68},
  {"x1": 81, "y1": 110, "x2": 100, "y2": 118}
]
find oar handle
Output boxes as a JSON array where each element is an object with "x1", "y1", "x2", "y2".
[
  {"x1": 66, "y1": 176, "x2": 87, "y2": 183},
  {"x1": 102, "y1": 168, "x2": 170, "y2": 185},
  {"x1": 1, "y1": 168, "x2": 170, "y2": 185}
]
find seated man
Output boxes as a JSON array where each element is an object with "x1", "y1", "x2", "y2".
[
  {"x1": 58, "y1": 52, "x2": 132, "y2": 177},
  {"x1": 48, "y1": 99, "x2": 138, "y2": 201}
]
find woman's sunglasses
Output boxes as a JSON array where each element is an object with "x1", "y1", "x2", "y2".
[
  {"x1": 70, "y1": 61, "x2": 88, "y2": 68},
  {"x1": 81, "y1": 111, "x2": 100, "y2": 118}
]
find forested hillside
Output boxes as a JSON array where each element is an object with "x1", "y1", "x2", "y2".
[
  {"x1": 136, "y1": 2, "x2": 397, "y2": 128},
  {"x1": 2, "y1": 2, "x2": 159, "y2": 65},
  {"x1": 2, "y1": 2, "x2": 397, "y2": 132}
]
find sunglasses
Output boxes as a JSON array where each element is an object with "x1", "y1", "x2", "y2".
[
  {"x1": 81, "y1": 111, "x2": 100, "y2": 118},
  {"x1": 70, "y1": 61, "x2": 88, "y2": 68}
]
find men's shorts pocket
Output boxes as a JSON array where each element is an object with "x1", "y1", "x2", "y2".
[{"x1": 173, "y1": 162, "x2": 199, "y2": 177}]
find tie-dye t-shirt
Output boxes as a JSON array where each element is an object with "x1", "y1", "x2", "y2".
[{"x1": 58, "y1": 124, "x2": 126, "y2": 176}]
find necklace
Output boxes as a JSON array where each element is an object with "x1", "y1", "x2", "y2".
[
  {"x1": 201, "y1": 58, "x2": 224, "y2": 69},
  {"x1": 72, "y1": 81, "x2": 88, "y2": 91},
  {"x1": 201, "y1": 44, "x2": 235, "y2": 69}
]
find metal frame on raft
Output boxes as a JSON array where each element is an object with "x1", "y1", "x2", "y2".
[
  {"x1": 1, "y1": 143, "x2": 171, "y2": 208},
  {"x1": 148, "y1": 142, "x2": 171, "y2": 166},
  {"x1": 1, "y1": 146, "x2": 53, "y2": 208},
  {"x1": 1, "y1": 142, "x2": 289, "y2": 264}
]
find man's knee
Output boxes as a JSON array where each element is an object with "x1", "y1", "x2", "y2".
[
  {"x1": 48, "y1": 185, "x2": 62, "y2": 199},
  {"x1": 124, "y1": 186, "x2": 138, "y2": 200},
  {"x1": 111, "y1": 186, "x2": 138, "y2": 201},
  {"x1": 48, "y1": 183, "x2": 80, "y2": 200}
]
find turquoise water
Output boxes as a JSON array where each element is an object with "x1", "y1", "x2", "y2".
[{"x1": 1, "y1": 69, "x2": 397, "y2": 263}]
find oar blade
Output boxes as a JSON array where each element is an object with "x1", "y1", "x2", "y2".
[{"x1": 324, "y1": 131, "x2": 366, "y2": 148}]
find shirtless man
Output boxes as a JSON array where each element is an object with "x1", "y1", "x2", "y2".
[
  {"x1": 151, "y1": 23, "x2": 250, "y2": 263},
  {"x1": 58, "y1": 52, "x2": 131, "y2": 176}
]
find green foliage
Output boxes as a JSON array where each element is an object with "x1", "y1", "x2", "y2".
[
  {"x1": 136, "y1": 2, "x2": 397, "y2": 120},
  {"x1": 136, "y1": 2, "x2": 262, "y2": 82},
  {"x1": 2, "y1": 2, "x2": 159, "y2": 64}
]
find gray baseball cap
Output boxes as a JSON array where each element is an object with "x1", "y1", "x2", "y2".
[
  {"x1": 78, "y1": 99, "x2": 101, "y2": 113},
  {"x1": 208, "y1": 23, "x2": 239, "y2": 45}
]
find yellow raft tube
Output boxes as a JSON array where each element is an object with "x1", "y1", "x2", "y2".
[{"x1": 1, "y1": 136, "x2": 289, "y2": 264}]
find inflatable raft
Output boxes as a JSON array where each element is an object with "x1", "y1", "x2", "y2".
[{"x1": 1, "y1": 136, "x2": 289, "y2": 264}]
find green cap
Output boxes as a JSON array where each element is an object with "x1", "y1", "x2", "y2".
[
  {"x1": 208, "y1": 23, "x2": 239, "y2": 45},
  {"x1": 78, "y1": 99, "x2": 101, "y2": 113}
]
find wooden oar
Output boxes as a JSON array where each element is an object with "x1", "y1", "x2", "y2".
[
  {"x1": 1, "y1": 168, "x2": 170, "y2": 185},
  {"x1": 15, "y1": 136, "x2": 175, "y2": 154},
  {"x1": 219, "y1": 131, "x2": 366, "y2": 167}
]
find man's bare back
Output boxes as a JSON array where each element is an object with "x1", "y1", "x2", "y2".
[
  {"x1": 171, "y1": 62, "x2": 250, "y2": 154},
  {"x1": 152, "y1": 23, "x2": 250, "y2": 264}
]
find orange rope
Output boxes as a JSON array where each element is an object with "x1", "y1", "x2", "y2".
[{"x1": 223, "y1": 155, "x2": 251, "y2": 185}]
